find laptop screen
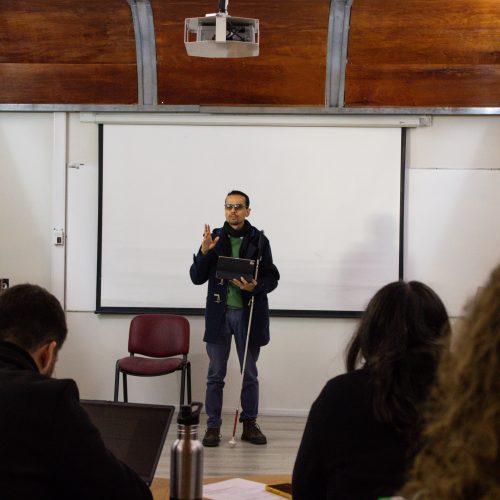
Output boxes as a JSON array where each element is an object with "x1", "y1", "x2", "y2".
[{"x1": 81, "y1": 400, "x2": 175, "y2": 485}]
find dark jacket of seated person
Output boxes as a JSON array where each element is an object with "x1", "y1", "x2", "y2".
[
  {"x1": 292, "y1": 280, "x2": 451, "y2": 500},
  {"x1": 0, "y1": 284, "x2": 152, "y2": 500}
]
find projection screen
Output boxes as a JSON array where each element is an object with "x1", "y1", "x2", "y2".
[{"x1": 97, "y1": 123, "x2": 404, "y2": 317}]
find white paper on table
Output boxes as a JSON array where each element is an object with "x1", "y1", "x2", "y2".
[{"x1": 203, "y1": 477, "x2": 279, "y2": 500}]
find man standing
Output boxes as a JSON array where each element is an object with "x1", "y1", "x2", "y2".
[
  {"x1": 0, "y1": 284, "x2": 152, "y2": 500},
  {"x1": 190, "y1": 190, "x2": 279, "y2": 447}
]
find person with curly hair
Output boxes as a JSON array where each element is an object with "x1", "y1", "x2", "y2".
[
  {"x1": 292, "y1": 280, "x2": 450, "y2": 500},
  {"x1": 401, "y1": 264, "x2": 500, "y2": 499}
]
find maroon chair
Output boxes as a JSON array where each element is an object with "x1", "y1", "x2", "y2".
[{"x1": 113, "y1": 314, "x2": 191, "y2": 406}]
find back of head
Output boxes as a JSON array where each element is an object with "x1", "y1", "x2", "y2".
[
  {"x1": 0, "y1": 284, "x2": 67, "y2": 351},
  {"x1": 346, "y1": 281, "x2": 450, "y2": 429},
  {"x1": 402, "y1": 264, "x2": 500, "y2": 498}
]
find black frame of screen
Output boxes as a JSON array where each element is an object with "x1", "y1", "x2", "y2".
[{"x1": 95, "y1": 124, "x2": 406, "y2": 318}]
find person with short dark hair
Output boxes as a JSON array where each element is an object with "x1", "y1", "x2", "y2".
[
  {"x1": 292, "y1": 281, "x2": 450, "y2": 500},
  {"x1": 0, "y1": 284, "x2": 152, "y2": 500},
  {"x1": 190, "y1": 190, "x2": 280, "y2": 447},
  {"x1": 401, "y1": 264, "x2": 500, "y2": 499}
]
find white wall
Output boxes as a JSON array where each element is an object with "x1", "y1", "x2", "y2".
[
  {"x1": 405, "y1": 116, "x2": 500, "y2": 316},
  {"x1": 407, "y1": 116, "x2": 500, "y2": 170},
  {"x1": 0, "y1": 113, "x2": 54, "y2": 287},
  {"x1": 59, "y1": 312, "x2": 354, "y2": 416},
  {"x1": 1, "y1": 113, "x2": 499, "y2": 416}
]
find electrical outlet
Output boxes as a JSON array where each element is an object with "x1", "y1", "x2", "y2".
[
  {"x1": 0, "y1": 278, "x2": 9, "y2": 291},
  {"x1": 53, "y1": 228, "x2": 65, "y2": 246}
]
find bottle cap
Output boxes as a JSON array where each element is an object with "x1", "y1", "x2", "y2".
[{"x1": 177, "y1": 401, "x2": 203, "y2": 425}]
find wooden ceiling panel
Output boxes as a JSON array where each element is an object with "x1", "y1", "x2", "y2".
[
  {"x1": 345, "y1": 0, "x2": 500, "y2": 107},
  {"x1": 0, "y1": 64, "x2": 138, "y2": 105},
  {"x1": 1, "y1": 0, "x2": 498, "y2": 108},
  {"x1": 345, "y1": 64, "x2": 500, "y2": 107},
  {"x1": 0, "y1": 0, "x2": 137, "y2": 104},
  {"x1": 152, "y1": 0, "x2": 331, "y2": 106}
]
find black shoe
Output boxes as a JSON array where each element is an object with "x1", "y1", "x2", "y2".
[
  {"x1": 241, "y1": 419, "x2": 267, "y2": 445},
  {"x1": 202, "y1": 427, "x2": 221, "y2": 447}
]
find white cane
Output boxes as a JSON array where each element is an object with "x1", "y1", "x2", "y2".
[{"x1": 228, "y1": 232, "x2": 264, "y2": 447}]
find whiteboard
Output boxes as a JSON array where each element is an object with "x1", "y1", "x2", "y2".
[
  {"x1": 98, "y1": 124, "x2": 403, "y2": 315},
  {"x1": 406, "y1": 168, "x2": 500, "y2": 316}
]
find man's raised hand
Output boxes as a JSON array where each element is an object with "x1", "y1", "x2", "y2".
[{"x1": 201, "y1": 224, "x2": 220, "y2": 255}]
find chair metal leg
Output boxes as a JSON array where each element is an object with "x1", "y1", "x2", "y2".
[
  {"x1": 187, "y1": 361, "x2": 192, "y2": 404},
  {"x1": 180, "y1": 365, "x2": 186, "y2": 407},
  {"x1": 114, "y1": 363, "x2": 120, "y2": 402},
  {"x1": 123, "y1": 373, "x2": 128, "y2": 402}
]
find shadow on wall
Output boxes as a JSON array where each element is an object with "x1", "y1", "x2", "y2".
[{"x1": 337, "y1": 214, "x2": 399, "y2": 312}]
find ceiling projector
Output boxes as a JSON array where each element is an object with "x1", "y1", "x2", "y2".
[{"x1": 185, "y1": 0, "x2": 259, "y2": 58}]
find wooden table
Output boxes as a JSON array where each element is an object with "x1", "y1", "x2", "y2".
[{"x1": 151, "y1": 474, "x2": 292, "y2": 499}]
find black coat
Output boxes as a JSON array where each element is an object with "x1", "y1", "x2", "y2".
[
  {"x1": 292, "y1": 369, "x2": 412, "y2": 500},
  {"x1": 190, "y1": 223, "x2": 279, "y2": 347},
  {"x1": 0, "y1": 341, "x2": 152, "y2": 500}
]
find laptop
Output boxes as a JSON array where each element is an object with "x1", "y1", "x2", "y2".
[{"x1": 80, "y1": 400, "x2": 175, "y2": 486}]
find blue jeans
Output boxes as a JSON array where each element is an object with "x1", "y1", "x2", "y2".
[{"x1": 205, "y1": 308, "x2": 260, "y2": 428}]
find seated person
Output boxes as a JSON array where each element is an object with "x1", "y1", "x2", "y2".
[
  {"x1": 0, "y1": 284, "x2": 152, "y2": 500},
  {"x1": 401, "y1": 264, "x2": 500, "y2": 499},
  {"x1": 292, "y1": 281, "x2": 450, "y2": 500}
]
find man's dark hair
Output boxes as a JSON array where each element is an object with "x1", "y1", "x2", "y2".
[
  {"x1": 226, "y1": 190, "x2": 250, "y2": 207},
  {"x1": 0, "y1": 284, "x2": 67, "y2": 351},
  {"x1": 346, "y1": 280, "x2": 450, "y2": 431}
]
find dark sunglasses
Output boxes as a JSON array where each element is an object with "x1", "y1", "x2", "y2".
[{"x1": 224, "y1": 203, "x2": 247, "y2": 210}]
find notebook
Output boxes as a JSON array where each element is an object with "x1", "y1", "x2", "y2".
[{"x1": 80, "y1": 400, "x2": 175, "y2": 486}]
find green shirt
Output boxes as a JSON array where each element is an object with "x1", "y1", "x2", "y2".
[{"x1": 226, "y1": 235, "x2": 244, "y2": 309}]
